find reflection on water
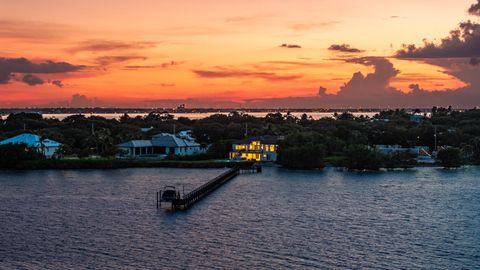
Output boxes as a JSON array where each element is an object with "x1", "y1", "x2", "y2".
[{"x1": 1, "y1": 167, "x2": 479, "y2": 269}]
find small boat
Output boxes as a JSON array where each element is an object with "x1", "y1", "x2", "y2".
[{"x1": 161, "y1": 186, "x2": 179, "y2": 202}]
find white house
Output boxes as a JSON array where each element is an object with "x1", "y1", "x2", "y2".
[
  {"x1": 118, "y1": 132, "x2": 206, "y2": 158},
  {"x1": 0, "y1": 133, "x2": 62, "y2": 158}
]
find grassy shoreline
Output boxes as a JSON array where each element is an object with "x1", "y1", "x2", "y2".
[{"x1": 1, "y1": 157, "x2": 473, "y2": 171}]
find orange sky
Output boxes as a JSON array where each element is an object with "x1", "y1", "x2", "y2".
[{"x1": 0, "y1": 0, "x2": 476, "y2": 108}]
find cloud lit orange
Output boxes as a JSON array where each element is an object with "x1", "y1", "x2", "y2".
[{"x1": 1, "y1": 0, "x2": 479, "y2": 108}]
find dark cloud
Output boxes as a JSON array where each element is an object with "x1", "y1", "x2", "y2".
[
  {"x1": 51, "y1": 80, "x2": 64, "y2": 88},
  {"x1": 67, "y1": 40, "x2": 156, "y2": 53},
  {"x1": 71, "y1": 94, "x2": 89, "y2": 107},
  {"x1": 0, "y1": 57, "x2": 84, "y2": 85},
  {"x1": 470, "y1": 57, "x2": 480, "y2": 65},
  {"x1": 395, "y1": 21, "x2": 480, "y2": 58},
  {"x1": 280, "y1": 44, "x2": 301, "y2": 49},
  {"x1": 70, "y1": 94, "x2": 98, "y2": 108},
  {"x1": 94, "y1": 56, "x2": 147, "y2": 66},
  {"x1": 21, "y1": 74, "x2": 44, "y2": 86},
  {"x1": 193, "y1": 68, "x2": 302, "y2": 81},
  {"x1": 318, "y1": 86, "x2": 327, "y2": 96},
  {"x1": 468, "y1": 0, "x2": 480, "y2": 16},
  {"x1": 122, "y1": 61, "x2": 182, "y2": 70},
  {"x1": 328, "y1": 44, "x2": 363, "y2": 53},
  {"x1": 161, "y1": 61, "x2": 181, "y2": 68},
  {"x1": 396, "y1": 1, "x2": 480, "y2": 59},
  {"x1": 122, "y1": 65, "x2": 156, "y2": 70}
]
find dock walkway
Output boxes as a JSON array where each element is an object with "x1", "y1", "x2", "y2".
[{"x1": 156, "y1": 164, "x2": 261, "y2": 211}]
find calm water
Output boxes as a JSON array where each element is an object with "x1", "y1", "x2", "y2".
[{"x1": 1, "y1": 167, "x2": 479, "y2": 269}]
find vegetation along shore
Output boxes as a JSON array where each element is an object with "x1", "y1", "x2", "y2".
[{"x1": 1, "y1": 107, "x2": 479, "y2": 171}]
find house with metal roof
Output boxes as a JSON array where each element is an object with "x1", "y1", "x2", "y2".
[
  {"x1": 0, "y1": 133, "x2": 62, "y2": 158},
  {"x1": 229, "y1": 135, "x2": 279, "y2": 162},
  {"x1": 118, "y1": 133, "x2": 206, "y2": 158}
]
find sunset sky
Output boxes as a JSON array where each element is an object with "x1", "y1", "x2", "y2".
[{"x1": 1, "y1": 0, "x2": 480, "y2": 108}]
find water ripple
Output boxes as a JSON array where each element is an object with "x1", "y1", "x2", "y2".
[{"x1": 0, "y1": 167, "x2": 480, "y2": 269}]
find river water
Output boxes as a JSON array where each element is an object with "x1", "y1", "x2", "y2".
[{"x1": 0, "y1": 166, "x2": 479, "y2": 269}]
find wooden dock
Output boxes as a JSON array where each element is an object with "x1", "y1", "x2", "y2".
[{"x1": 157, "y1": 164, "x2": 261, "y2": 211}]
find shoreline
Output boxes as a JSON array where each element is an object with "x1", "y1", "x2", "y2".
[{"x1": 0, "y1": 158, "x2": 471, "y2": 171}]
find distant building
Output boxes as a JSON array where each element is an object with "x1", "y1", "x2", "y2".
[
  {"x1": 0, "y1": 133, "x2": 62, "y2": 158},
  {"x1": 374, "y1": 145, "x2": 435, "y2": 164},
  {"x1": 410, "y1": 114, "x2": 426, "y2": 123},
  {"x1": 229, "y1": 135, "x2": 278, "y2": 162},
  {"x1": 118, "y1": 132, "x2": 206, "y2": 158}
]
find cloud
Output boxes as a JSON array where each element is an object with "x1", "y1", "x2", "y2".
[
  {"x1": 160, "y1": 83, "x2": 175, "y2": 87},
  {"x1": 290, "y1": 21, "x2": 341, "y2": 31},
  {"x1": 326, "y1": 57, "x2": 400, "y2": 101},
  {"x1": 193, "y1": 68, "x2": 302, "y2": 81},
  {"x1": 0, "y1": 57, "x2": 84, "y2": 85},
  {"x1": 280, "y1": 44, "x2": 301, "y2": 49},
  {"x1": 328, "y1": 44, "x2": 363, "y2": 53},
  {"x1": 70, "y1": 94, "x2": 90, "y2": 107},
  {"x1": 69, "y1": 94, "x2": 102, "y2": 108},
  {"x1": 122, "y1": 65, "x2": 157, "y2": 70},
  {"x1": 94, "y1": 55, "x2": 147, "y2": 66},
  {"x1": 225, "y1": 14, "x2": 274, "y2": 24},
  {"x1": 395, "y1": 1, "x2": 480, "y2": 59},
  {"x1": 67, "y1": 40, "x2": 156, "y2": 53},
  {"x1": 318, "y1": 86, "x2": 327, "y2": 95},
  {"x1": 122, "y1": 60, "x2": 182, "y2": 70},
  {"x1": 470, "y1": 57, "x2": 480, "y2": 66},
  {"x1": 395, "y1": 21, "x2": 480, "y2": 59},
  {"x1": 160, "y1": 61, "x2": 181, "y2": 68},
  {"x1": 51, "y1": 80, "x2": 64, "y2": 88},
  {"x1": 21, "y1": 74, "x2": 44, "y2": 86},
  {"x1": 159, "y1": 26, "x2": 240, "y2": 37},
  {"x1": 0, "y1": 20, "x2": 72, "y2": 41},
  {"x1": 237, "y1": 57, "x2": 480, "y2": 109},
  {"x1": 469, "y1": 0, "x2": 480, "y2": 16}
]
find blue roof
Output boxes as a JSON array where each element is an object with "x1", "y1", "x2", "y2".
[{"x1": 0, "y1": 133, "x2": 62, "y2": 148}]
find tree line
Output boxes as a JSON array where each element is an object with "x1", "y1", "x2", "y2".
[{"x1": 0, "y1": 107, "x2": 478, "y2": 170}]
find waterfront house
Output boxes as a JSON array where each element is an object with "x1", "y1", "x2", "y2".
[
  {"x1": 118, "y1": 132, "x2": 206, "y2": 158},
  {"x1": 0, "y1": 133, "x2": 62, "y2": 158},
  {"x1": 229, "y1": 135, "x2": 278, "y2": 162}
]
